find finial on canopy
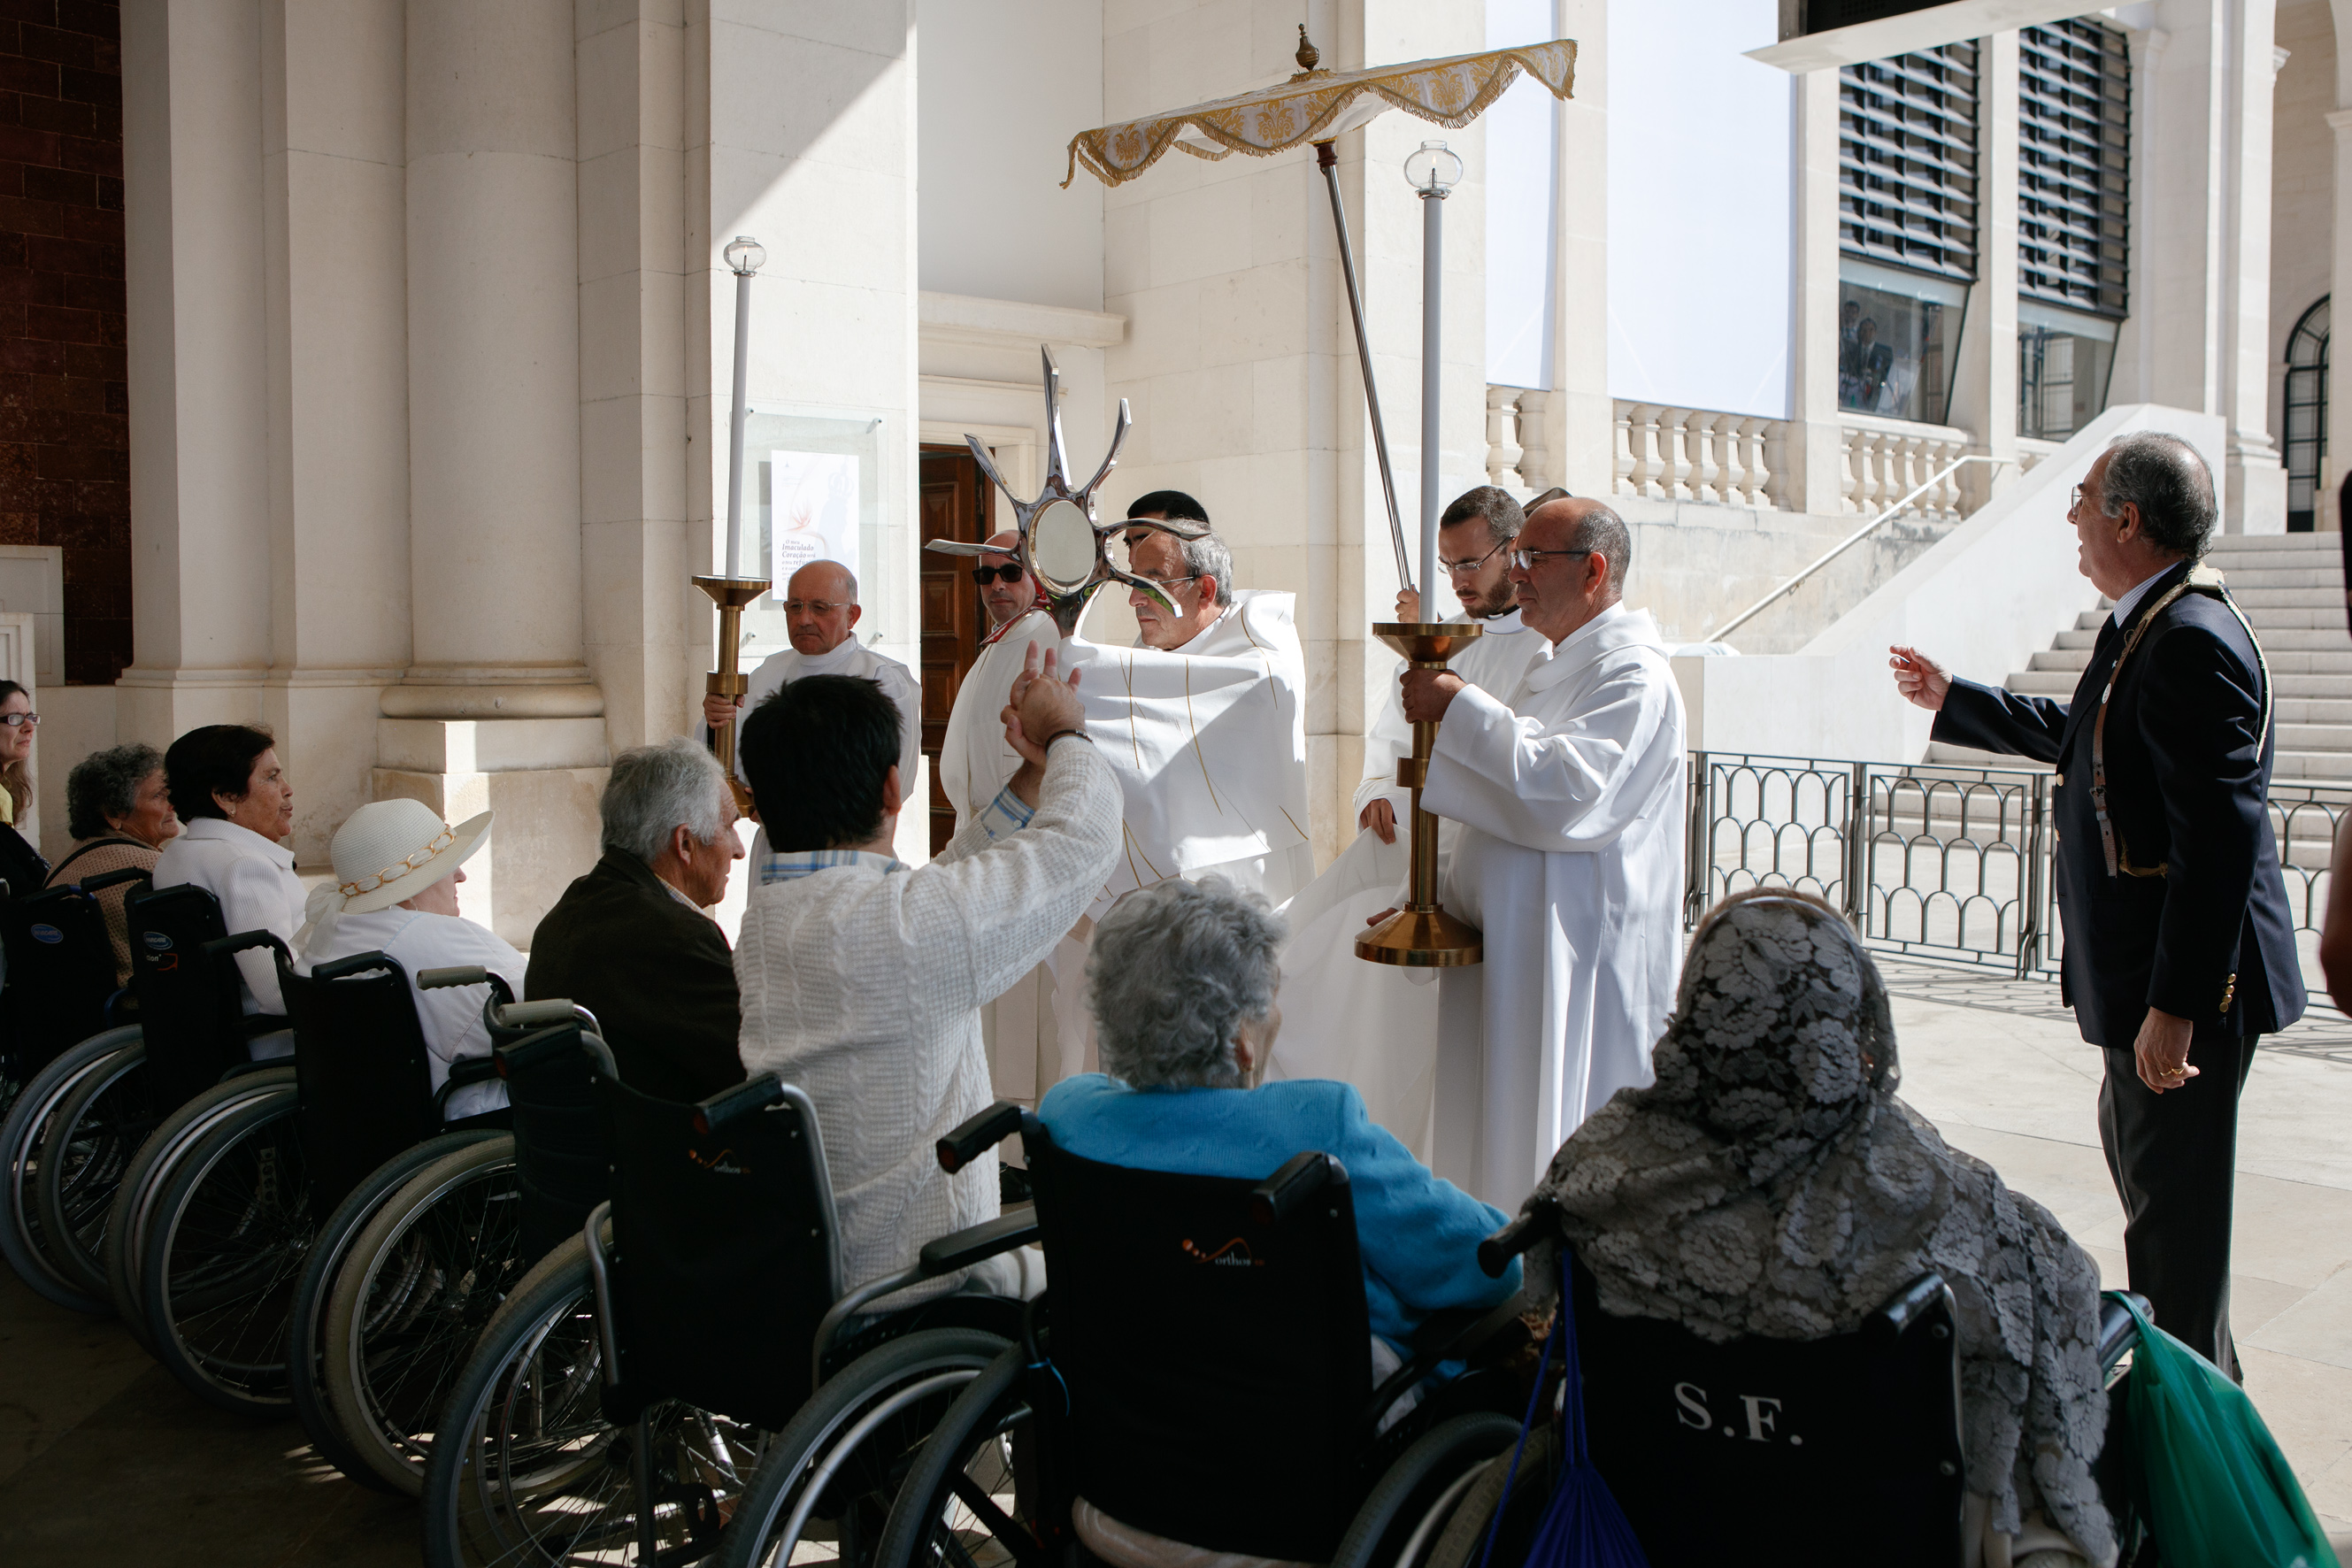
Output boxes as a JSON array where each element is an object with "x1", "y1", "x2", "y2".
[{"x1": 1295, "y1": 25, "x2": 1320, "y2": 75}]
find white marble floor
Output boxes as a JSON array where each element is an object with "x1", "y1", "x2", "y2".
[{"x1": 1882, "y1": 957, "x2": 2352, "y2": 1549}]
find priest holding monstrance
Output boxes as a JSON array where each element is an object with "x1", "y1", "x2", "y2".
[{"x1": 1400, "y1": 497, "x2": 1687, "y2": 1210}]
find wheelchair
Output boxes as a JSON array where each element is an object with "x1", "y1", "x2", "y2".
[
  {"x1": 0, "y1": 866, "x2": 149, "y2": 1311},
  {"x1": 427, "y1": 1062, "x2": 1041, "y2": 1568},
  {"x1": 760, "y1": 1102, "x2": 1535, "y2": 1568},
  {"x1": 1439, "y1": 1203, "x2": 2150, "y2": 1567}
]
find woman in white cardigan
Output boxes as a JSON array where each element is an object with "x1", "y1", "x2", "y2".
[{"x1": 152, "y1": 725, "x2": 305, "y2": 1052}]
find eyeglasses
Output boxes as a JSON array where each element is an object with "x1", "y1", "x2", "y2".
[
  {"x1": 971, "y1": 564, "x2": 1026, "y2": 586},
  {"x1": 781, "y1": 599, "x2": 849, "y2": 616},
  {"x1": 1133, "y1": 573, "x2": 1200, "y2": 589},
  {"x1": 1506, "y1": 547, "x2": 1595, "y2": 572},
  {"x1": 0, "y1": 712, "x2": 38, "y2": 729},
  {"x1": 1441, "y1": 539, "x2": 1510, "y2": 578},
  {"x1": 337, "y1": 826, "x2": 456, "y2": 899}
]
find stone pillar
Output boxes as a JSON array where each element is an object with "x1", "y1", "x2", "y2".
[
  {"x1": 2220, "y1": 0, "x2": 2286, "y2": 533},
  {"x1": 2330, "y1": 104, "x2": 2352, "y2": 532},
  {"x1": 386, "y1": 0, "x2": 604, "y2": 943},
  {"x1": 119, "y1": 0, "x2": 274, "y2": 750},
  {"x1": 1948, "y1": 31, "x2": 2019, "y2": 511},
  {"x1": 1541, "y1": 0, "x2": 1613, "y2": 499},
  {"x1": 1787, "y1": 65, "x2": 1850, "y2": 515}
]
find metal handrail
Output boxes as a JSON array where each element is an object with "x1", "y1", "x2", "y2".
[{"x1": 1708, "y1": 453, "x2": 2010, "y2": 642}]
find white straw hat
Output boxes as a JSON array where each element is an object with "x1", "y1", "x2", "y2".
[{"x1": 328, "y1": 799, "x2": 494, "y2": 916}]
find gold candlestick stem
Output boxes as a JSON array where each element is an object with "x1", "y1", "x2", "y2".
[
  {"x1": 1357, "y1": 621, "x2": 1483, "y2": 967},
  {"x1": 695, "y1": 574, "x2": 771, "y2": 807}
]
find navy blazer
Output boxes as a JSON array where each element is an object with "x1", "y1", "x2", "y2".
[{"x1": 1932, "y1": 560, "x2": 2304, "y2": 1047}]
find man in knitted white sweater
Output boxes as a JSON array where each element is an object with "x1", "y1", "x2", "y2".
[{"x1": 734, "y1": 645, "x2": 1119, "y2": 1299}]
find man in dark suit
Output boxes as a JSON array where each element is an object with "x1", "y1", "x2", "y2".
[
  {"x1": 1888, "y1": 432, "x2": 2302, "y2": 1379},
  {"x1": 527, "y1": 737, "x2": 749, "y2": 1105}
]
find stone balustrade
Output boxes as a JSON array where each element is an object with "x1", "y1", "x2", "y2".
[{"x1": 1481, "y1": 388, "x2": 1983, "y2": 523}]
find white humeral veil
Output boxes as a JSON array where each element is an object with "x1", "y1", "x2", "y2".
[
  {"x1": 939, "y1": 592, "x2": 1312, "y2": 1103},
  {"x1": 1264, "y1": 611, "x2": 1548, "y2": 1161}
]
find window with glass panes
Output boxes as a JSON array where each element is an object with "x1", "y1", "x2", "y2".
[{"x1": 2018, "y1": 19, "x2": 2129, "y2": 318}]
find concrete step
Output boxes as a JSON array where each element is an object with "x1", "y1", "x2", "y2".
[
  {"x1": 1922, "y1": 742, "x2": 2052, "y2": 771},
  {"x1": 2204, "y1": 534, "x2": 2346, "y2": 552},
  {"x1": 2277, "y1": 698, "x2": 2352, "y2": 724},
  {"x1": 2208, "y1": 546, "x2": 2342, "y2": 566},
  {"x1": 2238, "y1": 609, "x2": 2349, "y2": 630},
  {"x1": 2272, "y1": 749, "x2": 2352, "y2": 780},
  {"x1": 2231, "y1": 588, "x2": 2346, "y2": 608},
  {"x1": 2212, "y1": 567, "x2": 2344, "y2": 589},
  {"x1": 2279, "y1": 725, "x2": 2352, "y2": 752}
]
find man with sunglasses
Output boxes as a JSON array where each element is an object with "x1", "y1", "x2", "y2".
[
  {"x1": 701, "y1": 558, "x2": 923, "y2": 830},
  {"x1": 972, "y1": 530, "x2": 1039, "y2": 629},
  {"x1": 1395, "y1": 496, "x2": 1687, "y2": 1209}
]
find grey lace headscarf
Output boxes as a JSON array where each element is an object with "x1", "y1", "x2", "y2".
[{"x1": 1523, "y1": 889, "x2": 2113, "y2": 1560}]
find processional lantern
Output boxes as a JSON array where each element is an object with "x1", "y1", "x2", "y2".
[
  {"x1": 1061, "y1": 27, "x2": 1576, "y2": 966},
  {"x1": 697, "y1": 235, "x2": 770, "y2": 796}
]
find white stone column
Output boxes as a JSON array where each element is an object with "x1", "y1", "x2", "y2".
[
  {"x1": 387, "y1": 1, "x2": 603, "y2": 942},
  {"x1": 2220, "y1": 0, "x2": 2286, "y2": 533},
  {"x1": 1787, "y1": 65, "x2": 1850, "y2": 515},
  {"x1": 119, "y1": 0, "x2": 275, "y2": 754},
  {"x1": 1948, "y1": 31, "x2": 2019, "y2": 511},
  {"x1": 1539, "y1": 0, "x2": 1613, "y2": 499},
  {"x1": 2330, "y1": 104, "x2": 2352, "y2": 532}
]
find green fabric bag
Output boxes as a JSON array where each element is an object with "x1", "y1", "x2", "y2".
[{"x1": 2108, "y1": 1291, "x2": 2340, "y2": 1568}]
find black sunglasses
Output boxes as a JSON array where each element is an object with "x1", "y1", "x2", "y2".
[{"x1": 971, "y1": 564, "x2": 1027, "y2": 585}]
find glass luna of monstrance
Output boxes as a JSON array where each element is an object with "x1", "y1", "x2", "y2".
[{"x1": 923, "y1": 347, "x2": 1209, "y2": 638}]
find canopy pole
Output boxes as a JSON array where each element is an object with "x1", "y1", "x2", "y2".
[
  {"x1": 1417, "y1": 178, "x2": 1444, "y2": 609},
  {"x1": 1316, "y1": 142, "x2": 1414, "y2": 593}
]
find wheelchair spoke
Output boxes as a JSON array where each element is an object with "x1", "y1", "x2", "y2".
[{"x1": 159, "y1": 1113, "x2": 312, "y2": 1395}]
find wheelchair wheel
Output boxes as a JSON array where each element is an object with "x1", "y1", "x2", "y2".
[
  {"x1": 288, "y1": 1129, "x2": 509, "y2": 1492},
  {"x1": 324, "y1": 1134, "x2": 526, "y2": 1495},
  {"x1": 35, "y1": 1034, "x2": 154, "y2": 1296},
  {"x1": 722, "y1": 1326, "x2": 1019, "y2": 1568},
  {"x1": 135, "y1": 1085, "x2": 311, "y2": 1414},
  {"x1": 103, "y1": 1066, "x2": 296, "y2": 1356},
  {"x1": 1330, "y1": 1411, "x2": 1524, "y2": 1568},
  {"x1": 421, "y1": 1232, "x2": 766, "y2": 1568},
  {"x1": 0, "y1": 1026, "x2": 138, "y2": 1312},
  {"x1": 872, "y1": 1345, "x2": 1035, "y2": 1568}
]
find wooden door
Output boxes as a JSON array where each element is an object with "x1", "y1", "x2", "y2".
[{"x1": 919, "y1": 446, "x2": 991, "y2": 854}]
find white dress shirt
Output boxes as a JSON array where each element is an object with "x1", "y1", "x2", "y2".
[
  {"x1": 153, "y1": 818, "x2": 307, "y2": 1018},
  {"x1": 304, "y1": 905, "x2": 527, "y2": 1120},
  {"x1": 2110, "y1": 563, "x2": 2179, "y2": 626}
]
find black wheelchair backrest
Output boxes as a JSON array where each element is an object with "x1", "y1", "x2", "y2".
[
  {"x1": 1024, "y1": 1119, "x2": 1375, "y2": 1562},
  {"x1": 278, "y1": 949, "x2": 445, "y2": 1217},
  {"x1": 0, "y1": 874, "x2": 135, "y2": 1075},
  {"x1": 123, "y1": 882, "x2": 261, "y2": 1111},
  {"x1": 1573, "y1": 1252, "x2": 1967, "y2": 1565},
  {"x1": 496, "y1": 1018, "x2": 619, "y2": 1262},
  {"x1": 588, "y1": 1071, "x2": 841, "y2": 1431}
]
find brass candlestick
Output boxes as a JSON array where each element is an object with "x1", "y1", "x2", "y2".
[
  {"x1": 696, "y1": 573, "x2": 771, "y2": 807},
  {"x1": 1357, "y1": 621, "x2": 1484, "y2": 967}
]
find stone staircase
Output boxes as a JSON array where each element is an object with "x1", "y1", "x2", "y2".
[{"x1": 1925, "y1": 534, "x2": 2351, "y2": 783}]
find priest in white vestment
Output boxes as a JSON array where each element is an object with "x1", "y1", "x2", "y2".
[
  {"x1": 701, "y1": 558, "x2": 923, "y2": 800},
  {"x1": 938, "y1": 503, "x2": 1311, "y2": 1103},
  {"x1": 1403, "y1": 497, "x2": 1687, "y2": 1209},
  {"x1": 1268, "y1": 488, "x2": 1546, "y2": 1159}
]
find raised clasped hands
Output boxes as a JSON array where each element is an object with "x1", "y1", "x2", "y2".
[
  {"x1": 1887, "y1": 645, "x2": 1952, "y2": 711},
  {"x1": 1002, "y1": 640, "x2": 1086, "y2": 776}
]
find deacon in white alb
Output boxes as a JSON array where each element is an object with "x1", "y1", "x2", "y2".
[
  {"x1": 701, "y1": 558, "x2": 922, "y2": 803},
  {"x1": 1402, "y1": 497, "x2": 1686, "y2": 1209},
  {"x1": 937, "y1": 492, "x2": 1311, "y2": 1103},
  {"x1": 1268, "y1": 487, "x2": 1548, "y2": 1159}
]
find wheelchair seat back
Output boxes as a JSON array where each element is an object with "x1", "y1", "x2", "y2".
[
  {"x1": 278, "y1": 949, "x2": 442, "y2": 1216},
  {"x1": 1574, "y1": 1255, "x2": 1966, "y2": 1564},
  {"x1": 0, "y1": 879, "x2": 128, "y2": 1077},
  {"x1": 123, "y1": 883, "x2": 250, "y2": 1111},
  {"x1": 497, "y1": 1021, "x2": 614, "y2": 1261},
  {"x1": 590, "y1": 1072, "x2": 840, "y2": 1431},
  {"x1": 1024, "y1": 1121, "x2": 1374, "y2": 1562}
]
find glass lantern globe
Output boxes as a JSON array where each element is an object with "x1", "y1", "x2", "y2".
[
  {"x1": 1403, "y1": 141, "x2": 1463, "y2": 196},
  {"x1": 723, "y1": 235, "x2": 767, "y2": 275}
]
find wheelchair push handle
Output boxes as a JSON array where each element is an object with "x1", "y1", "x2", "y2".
[
  {"x1": 693, "y1": 1072, "x2": 786, "y2": 1136},
  {"x1": 936, "y1": 1101, "x2": 1024, "y2": 1173},
  {"x1": 1477, "y1": 1198, "x2": 1559, "y2": 1279},
  {"x1": 1249, "y1": 1150, "x2": 1349, "y2": 1226},
  {"x1": 1864, "y1": 1272, "x2": 1955, "y2": 1344}
]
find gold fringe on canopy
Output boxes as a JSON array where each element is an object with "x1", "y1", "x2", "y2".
[{"x1": 1062, "y1": 40, "x2": 1577, "y2": 189}]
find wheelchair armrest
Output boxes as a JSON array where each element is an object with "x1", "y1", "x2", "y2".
[
  {"x1": 1408, "y1": 1306, "x2": 1489, "y2": 1358},
  {"x1": 1864, "y1": 1272, "x2": 1953, "y2": 1345},
  {"x1": 419, "y1": 965, "x2": 488, "y2": 989},
  {"x1": 79, "y1": 867, "x2": 153, "y2": 894},
  {"x1": 238, "y1": 1012, "x2": 291, "y2": 1040},
  {"x1": 1358, "y1": 1290, "x2": 1535, "y2": 1442},
  {"x1": 495, "y1": 998, "x2": 589, "y2": 1031},
  {"x1": 916, "y1": 1211, "x2": 1040, "y2": 1279},
  {"x1": 694, "y1": 1073, "x2": 785, "y2": 1135},
  {"x1": 1250, "y1": 1151, "x2": 1349, "y2": 1226},
  {"x1": 2098, "y1": 1292, "x2": 2148, "y2": 1373},
  {"x1": 311, "y1": 950, "x2": 396, "y2": 983},
  {"x1": 493, "y1": 1020, "x2": 619, "y2": 1082},
  {"x1": 207, "y1": 929, "x2": 291, "y2": 967},
  {"x1": 219, "y1": 1057, "x2": 288, "y2": 1084},
  {"x1": 445, "y1": 1055, "x2": 500, "y2": 1086},
  {"x1": 936, "y1": 1101, "x2": 1024, "y2": 1173},
  {"x1": 1477, "y1": 1199, "x2": 1558, "y2": 1279}
]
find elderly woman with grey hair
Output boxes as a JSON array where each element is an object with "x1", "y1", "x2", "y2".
[
  {"x1": 45, "y1": 742, "x2": 181, "y2": 984},
  {"x1": 1038, "y1": 876, "x2": 1520, "y2": 1365}
]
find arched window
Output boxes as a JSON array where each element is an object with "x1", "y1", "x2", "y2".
[{"x1": 2286, "y1": 296, "x2": 2329, "y2": 533}]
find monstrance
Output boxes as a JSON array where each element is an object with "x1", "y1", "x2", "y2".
[
  {"x1": 1062, "y1": 29, "x2": 1575, "y2": 965},
  {"x1": 923, "y1": 347, "x2": 1211, "y2": 639}
]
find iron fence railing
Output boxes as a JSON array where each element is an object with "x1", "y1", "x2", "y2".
[{"x1": 1687, "y1": 750, "x2": 2348, "y2": 980}]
